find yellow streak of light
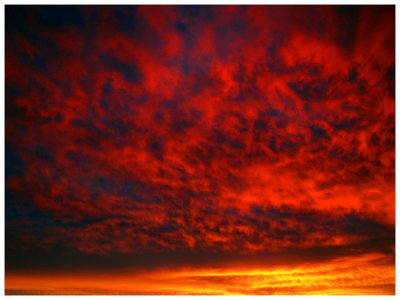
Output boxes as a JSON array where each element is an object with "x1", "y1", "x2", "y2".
[{"x1": 5, "y1": 252, "x2": 394, "y2": 295}]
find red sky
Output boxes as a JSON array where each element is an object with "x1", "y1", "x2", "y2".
[{"x1": 5, "y1": 5, "x2": 395, "y2": 295}]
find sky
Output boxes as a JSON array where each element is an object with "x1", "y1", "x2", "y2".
[{"x1": 5, "y1": 5, "x2": 395, "y2": 295}]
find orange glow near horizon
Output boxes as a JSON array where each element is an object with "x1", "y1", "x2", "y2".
[{"x1": 6, "y1": 253, "x2": 395, "y2": 295}]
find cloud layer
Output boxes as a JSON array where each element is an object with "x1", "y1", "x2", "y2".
[{"x1": 5, "y1": 5, "x2": 395, "y2": 294}]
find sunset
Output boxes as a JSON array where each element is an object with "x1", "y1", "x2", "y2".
[{"x1": 5, "y1": 5, "x2": 395, "y2": 295}]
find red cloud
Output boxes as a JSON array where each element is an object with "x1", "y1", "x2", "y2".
[{"x1": 5, "y1": 5, "x2": 395, "y2": 295}]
